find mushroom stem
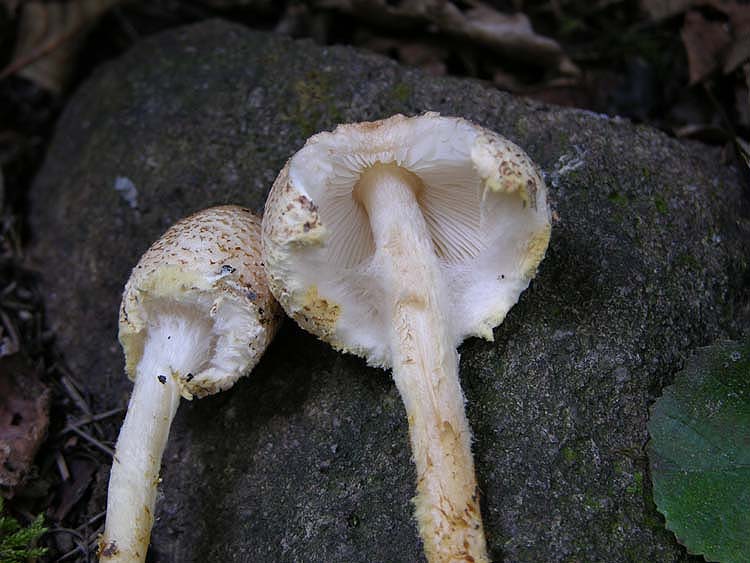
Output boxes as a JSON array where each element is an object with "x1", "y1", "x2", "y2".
[
  {"x1": 356, "y1": 164, "x2": 489, "y2": 563},
  {"x1": 101, "y1": 315, "x2": 209, "y2": 562}
]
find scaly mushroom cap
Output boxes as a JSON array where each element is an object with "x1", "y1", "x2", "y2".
[
  {"x1": 262, "y1": 113, "x2": 551, "y2": 368},
  {"x1": 119, "y1": 205, "x2": 280, "y2": 398}
]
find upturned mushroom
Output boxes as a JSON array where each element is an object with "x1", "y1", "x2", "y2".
[
  {"x1": 262, "y1": 113, "x2": 551, "y2": 563},
  {"x1": 100, "y1": 205, "x2": 279, "y2": 562}
]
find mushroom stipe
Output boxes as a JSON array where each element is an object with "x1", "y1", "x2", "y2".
[
  {"x1": 262, "y1": 113, "x2": 551, "y2": 563},
  {"x1": 100, "y1": 206, "x2": 280, "y2": 563}
]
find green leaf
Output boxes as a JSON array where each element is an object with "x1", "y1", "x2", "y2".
[{"x1": 648, "y1": 338, "x2": 750, "y2": 562}]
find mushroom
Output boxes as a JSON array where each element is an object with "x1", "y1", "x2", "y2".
[
  {"x1": 100, "y1": 205, "x2": 280, "y2": 562},
  {"x1": 262, "y1": 113, "x2": 551, "y2": 563}
]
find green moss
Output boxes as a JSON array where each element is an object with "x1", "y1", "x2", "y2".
[
  {"x1": 642, "y1": 512, "x2": 663, "y2": 530},
  {"x1": 0, "y1": 498, "x2": 48, "y2": 563},
  {"x1": 626, "y1": 471, "x2": 644, "y2": 495},
  {"x1": 392, "y1": 82, "x2": 411, "y2": 104},
  {"x1": 287, "y1": 71, "x2": 343, "y2": 137},
  {"x1": 608, "y1": 191, "x2": 629, "y2": 206},
  {"x1": 653, "y1": 196, "x2": 668, "y2": 215},
  {"x1": 515, "y1": 116, "x2": 530, "y2": 137},
  {"x1": 676, "y1": 252, "x2": 701, "y2": 271},
  {"x1": 563, "y1": 446, "x2": 578, "y2": 462},
  {"x1": 583, "y1": 494, "x2": 599, "y2": 510}
]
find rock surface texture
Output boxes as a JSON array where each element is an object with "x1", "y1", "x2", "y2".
[{"x1": 30, "y1": 20, "x2": 749, "y2": 563}]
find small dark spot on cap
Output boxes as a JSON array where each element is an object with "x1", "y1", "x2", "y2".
[
  {"x1": 157, "y1": 375, "x2": 167, "y2": 384},
  {"x1": 221, "y1": 264, "x2": 236, "y2": 275}
]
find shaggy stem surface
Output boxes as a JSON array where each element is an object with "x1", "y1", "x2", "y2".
[
  {"x1": 101, "y1": 317, "x2": 207, "y2": 562},
  {"x1": 357, "y1": 164, "x2": 489, "y2": 563}
]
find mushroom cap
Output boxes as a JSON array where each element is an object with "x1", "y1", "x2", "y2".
[
  {"x1": 119, "y1": 205, "x2": 280, "y2": 398},
  {"x1": 262, "y1": 113, "x2": 551, "y2": 368}
]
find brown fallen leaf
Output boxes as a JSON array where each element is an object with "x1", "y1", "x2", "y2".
[
  {"x1": 0, "y1": 1, "x2": 19, "y2": 16},
  {"x1": 717, "y1": 0, "x2": 750, "y2": 73},
  {"x1": 641, "y1": 0, "x2": 695, "y2": 20},
  {"x1": 644, "y1": 1, "x2": 750, "y2": 73},
  {"x1": 357, "y1": 34, "x2": 449, "y2": 76},
  {"x1": 308, "y1": 0, "x2": 578, "y2": 75},
  {"x1": 681, "y1": 10, "x2": 731, "y2": 83},
  {"x1": 0, "y1": 355, "x2": 51, "y2": 497},
  {"x1": 1, "y1": 0, "x2": 125, "y2": 93},
  {"x1": 674, "y1": 122, "x2": 733, "y2": 143},
  {"x1": 197, "y1": 0, "x2": 277, "y2": 10}
]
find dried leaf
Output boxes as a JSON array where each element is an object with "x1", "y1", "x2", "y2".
[
  {"x1": 681, "y1": 10, "x2": 731, "y2": 83},
  {"x1": 0, "y1": 356, "x2": 51, "y2": 497},
  {"x1": 358, "y1": 34, "x2": 449, "y2": 75},
  {"x1": 646, "y1": 0, "x2": 750, "y2": 73},
  {"x1": 674, "y1": 122, "x2": 732, "y2": 143},
  {"x1": 641, "y1": 0, "x2": 695, "y2": 19},
  {"x1": 0, "y1": 0, "x2": 21, "y2": 16},
  {"x1": 724, "y1": 35, "x2": 750, "y2": 73},
  {"x1": 1, "y1": 0, "x2": 125, "y2": 92},
  {"x1": 398, "y1": 43, "x2": 448, "y2": 75},
  {"x1": 719, "y1": 1, "x2": 750, "y2": 72},
  {"x1": 309, "y1": 0, "x2": 577, "y2": 74},
  {"x1": 197, "y1": 0, "x2": 277, "y2": 10}
]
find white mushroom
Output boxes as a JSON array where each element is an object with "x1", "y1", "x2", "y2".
[
  {"x1": 100, "y1": 205, "x2": 280, "y2": 562},
  {"x1": 262, "y1": 113, "x2": 551, "y2": 563}
]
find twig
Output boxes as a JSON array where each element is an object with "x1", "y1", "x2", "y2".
[
  {"x1": 69, "y1": 426, "x2": 114, "y2": 457},
  {"x1": 59, "y1": 373, "x2": 92, "y2": 415},
  {"x1": 59, "y1": 407, "x2": 124, "y2": 436},
  {"x1": 56, "y1": 451, "x2": 71, "y2": 481},
  {"x1": 47, "y1": 527, "x2": 89, "y2": 563},
  {"x1": 76, "y1": 510, "x2": 105, "y2": 532},
  {"x1": 1, "y1": 281, "x2": 17, "y2": 297},
  {"x1": 0, "y1": 308, "x2": 20, "y2": 354}
]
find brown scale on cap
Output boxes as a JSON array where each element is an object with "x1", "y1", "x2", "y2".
[
  {"x1": 120, "y1": 205, "x2": 279, "y2": 397},
  {"x1": 102, "y1": 205, "x2": 280, "y2": 563}
]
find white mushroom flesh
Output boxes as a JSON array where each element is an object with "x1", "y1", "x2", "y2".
[
  {"x1": 356, "y1": 163, "x2": 485, "y2": 560},
  {"x1": 262, "y1": 114, "x2": 551, "y2": 563},
  {"x1": 265, "y1": 113, "x2": 550, "y2": 367},
  {"x1": 101, "y1": 206, "x2": 279, "y2": 562}
]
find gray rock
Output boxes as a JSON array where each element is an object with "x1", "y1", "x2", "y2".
[{"x1": 30, "y1": 19, "x2": 749, "y2": 563}]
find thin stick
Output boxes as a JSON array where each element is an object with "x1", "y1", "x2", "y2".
[
  {"x1": 59, "y1": 407, "x2": 125, "y2": 436},
  {"x1": 56, "y1": 451, "x2": 71, "y2": 481},
  {"x1": 69, "y1": 426, "x2": 114, "y2": 457},
  {"x1": 49, "y1": 527, "x2": 89, "y2": 563},
  {"x1": 77, "y1": 511, "x2": 106, "y2": 532},
  {"x1": 60, "y1": 374, "x2": 92, "y2": 415}
]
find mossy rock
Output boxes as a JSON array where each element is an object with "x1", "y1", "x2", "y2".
[{"x1": 30, "y1": 20, "x2": 750, "y2": 563}]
